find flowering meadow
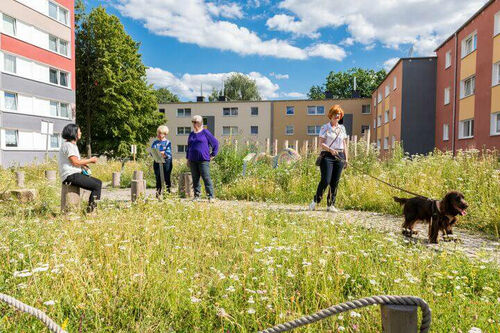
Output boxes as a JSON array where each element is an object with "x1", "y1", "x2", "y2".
[{"x1": 0, "y1": 196, "x2": 499, "y2": 332}]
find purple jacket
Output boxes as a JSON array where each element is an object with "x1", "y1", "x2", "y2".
[{"x1": 186, "y1": 129, "x2": 219, "y2": 162}]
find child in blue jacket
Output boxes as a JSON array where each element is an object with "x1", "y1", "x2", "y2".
[{"x1": 151, "y1": 125, "x2": 172, "y2": 196}]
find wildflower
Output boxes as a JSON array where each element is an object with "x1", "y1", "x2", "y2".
[
  {"x1": 226, "y1": 286, "x2": 236, "y2": 293},
  {"x1": 319, "y1": 258, "x2": 327, "y2": 266},
  {"x1": 229, "y1": 274, "x2": 239, "y2": 281},
  {"x1": 190, "y1": 296, "x2": 201, "y2": 303},
  {"x1": 248, "y1": 296, "x2": 255, "y2": 304},
  {"x1": 43, "y1": 300, "x2": 55, "y2": 306},
  {"x1": 247, "y1": 308, "x2": 256, "y2": 314},
  {"x1": 286, "y1": 270, "x2": 295, "y2": 278},
  {"x1": 14, "y1": 270, "x2": 32, "y2": 278},
  {"x1": 217, "y1": 307, "x2": 229, "y2": 318},
  {"x1": 266, "y1": 304, "x2": 273, "y2": 310},
  {"x1": 350, "y1": 311, "x2": 361, "y2": 318},
  {"x1": 468, "y1": 328, "x2": 482, "y2": 333},
  {"x1": 33, "y1": 265, "x2": 49, "y2": 273},
  {"x1": 338, "y1": 327, "x2": 345, "y2": 331}
]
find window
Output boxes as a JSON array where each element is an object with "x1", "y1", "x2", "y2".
[
  {"x1": 361, "y1": 125, "x2": 370, "y2": 134},
  {"x1": 494, "y1": 11, "x2": 500, "y2": 36},
  {"x1": 60, "y1": 72, "x2": 68, "y2": 87},
  {"x1": 443, "y1": 124, "x2": 449, "y2": 141},
  {"x1": 49, "y1": 2, "x2": 69, "y2": 25},
  {"x1": 50, "y1": 134, "x2": 60, "y2": 148},
  {"x1": 59, "y1": 40, "x2": 68, "y2": 56},
  {"x1": 445, "y1": 51, "x2": 451, "y2": 69},
  {"x1": 177, "y1": 127, "x2": 191, "y2": 135},
  {"x1": 460, "y1": 76, "x2": 475, "y2": 98},
  {"x1": 307, "y1": 106, "x2": 325, "y2": 115},
  {"x1": 392, "y1": 106, "x2": 396, "y2": 120},
  {"x1": 50, "y1": 101, "x2": 58, "y2": 116},
  {"x1": 250, "y1": 126, "x2": 258, "y2": 135},
  {"x1": 159, "y1": 108, "x2": 165, "y2": 114},
  {"x1": 384, "y1": 110, "x2": 389, "y2": 123},
  {"x1": 493, "y1": 62, "x2": 500, "y2": 86},
  {"x1": 5, "y1": 129, "x2": 18, "y2": 147},
  {"x1": 49, "y1": 2, "x2": 58, "y2": 20},
  {"x1": 393, "y1": 76, "x2": 397, "y2": 90},
  {"x1": 49, "y1": 69, "x2": 58, "y2": 84},
  {"x1": 362, "y1": 104, "x2": 371, "y2": 114},
  {"x1": 377, "y1": 92, "x2": 382, "y2": 103},
  {"x1": 49, "y1": 68, "x2": 69, "y2": 87},
  {"x1": 307, "y1": 125, "x2": 321, "y2": 135},
  {"x1": 444, "y1": 87, "x2": 450, "y2": 105},
  {"x1": 377, "y1": 115, "x2": 382, "y2": 127},
  {"x1": 4, "y1": 54, "x2": 16, "y2": 73},
  {"x1": 384, "y1": 137, "x2": 389, "y2": 150},
  {"x1": 373, "y1": 97, "x2": 377, "y2": 106},
  {"x1": 177, "y1": 145, "x2": 188, "y2": 153},
  {"x1": 48, "y1": 101, "x2": 70, "y2": 118},
  {"x1": 376, "y1": 139, "x2": 381, "y2": 150},
  {"x1": 49, "y1": 35, "x2": 58, "y2": 52},
  {"x1": 285, "y1": 125, "x2": 294, "y2": 135},
  {"x1": 59, "y1": 7, "x2": 68, "y2": 25},
  {"x1": 222, "y1": 126, "x2": 238, "y2": 136},
  {"x1": 250, "y1": 107, "x2": 258, "y2": 116},
  {"x1": 373, "y1": 118, "x2": 376, "y2": 129},
  {"x1": 4, "y1": 92, "x2": 17, "y2": 110},
  {"x1": 223, "y1": 107, "x2": 238, "y2": 116},
  {"x1": 385, "y1": 85, "x2": 390, "y2": 97},
  {"x1": 461, "y1": 32, "x2": 477, "y2": 58},
  {"x1": 176, "y1": 108, "x2": 191, "y2": 117},
  {"x1": 286, "y1": 106, "x2": 295, "y2": 115},
  {"x1": 3, "y1": 15, "x2": 16, "y2": 36},
  {"x1": 491, "y1": 113, "x2": 500, "y2": 135},
  {"x1": 459, "y1": 119, "x2": 474, "y2": 139},
  {"x1": 391, "y1": 135, "x2": 396, "y2": 148}
]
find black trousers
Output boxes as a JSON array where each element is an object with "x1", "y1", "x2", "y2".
[
  {"x1": 153, "y1": 159, "x2": 172, "y2": 193},
  {"x1": 314, "y1": 152, "x2": 345, "y2": 206},
  {"x1": 64, "y1": 173, "x2": 102, "y2": 211}
]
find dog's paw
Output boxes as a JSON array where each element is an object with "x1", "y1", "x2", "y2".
[
  {"x1": 442, "y1": 234, "x2": 460, "y2": 243},
  {"x1": 402, "y1": 229, "x2": 414, "y2": 237}
]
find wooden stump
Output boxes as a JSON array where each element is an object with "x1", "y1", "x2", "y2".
[
  {"x1": 61, "y1": 184, "x2": 81, "y2": 212},
  {"x1": 16, "y1": 171, "x2": 25, "y2": 188},
  {"x1": 178, "y1": 172, "x2": 193, "y2": 198},
  {"x1": 11, "y1": 189, "x2": 37, "y2": 203},
  {"x1": 45, "y1": 170, "x2": 57, "y2": 184},
  {"x1": 381, "y1": 304, "x2": 418, "y2": 333},
  {"x1": 112, "y1": 172, "x2": 121, "y2": 188}
]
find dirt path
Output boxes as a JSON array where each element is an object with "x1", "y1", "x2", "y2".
[{"x1": 101, "y1": 188, "x2": 500, "y2": 266}]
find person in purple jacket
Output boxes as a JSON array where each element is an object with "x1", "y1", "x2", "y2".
[{"x1": 186, "y1": 115, "x2": 219, "y2": 201}]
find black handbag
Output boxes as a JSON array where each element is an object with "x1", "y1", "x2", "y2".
[{"x1": 315, "y1": 127, "x2": 341, "y2": 166}]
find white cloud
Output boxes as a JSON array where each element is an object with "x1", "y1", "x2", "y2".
[
  {"x1": 147, "y1": 67, "x2": 280, "y2": 100},
  {"x1": 114, "y1": 0, "x2": 345, "y2": 60},
  {"x1": 267, "y1": 0, "x2": 488, "y2": 55},
  {"x1": 282, "y1": 92, "x2": 306, "y2": 98},
  {"x1": 270, "y1": 72, "x2": 289, "y2": 80},
  {"x1": 383, "y1": 57, "x2": 399, "y2": 72},
  {"x1": 305, "y1": 43, "x2": 346, "y2": 61},
  {"x1": 207, "y1": 2, "x2": 243, "y2": 19}
]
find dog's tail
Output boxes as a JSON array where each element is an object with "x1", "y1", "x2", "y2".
[{"x1": 393, "y1": 197, "x2": 408, "y2": 205}]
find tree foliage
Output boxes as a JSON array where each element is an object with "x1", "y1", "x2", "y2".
[
  {"x1": 209, "y1": 73, "x2": 261, "y2": 101},
  {"x1": 75, "y1": 3, "x2": 162, "y2": 157},
  {"x1": 308, "y1": 68, "x2": 387, "y2": 99},
  {"x1": 155, "y1": 88, "x2": 179, "y2": 104}
]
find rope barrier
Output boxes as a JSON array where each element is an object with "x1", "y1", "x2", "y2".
[
  {"x1": 0, "y1": 293, "x2": 67, "y2": 333},
  {"x1": 260, "y1": 295, "x2": 431, "y2": 333}
]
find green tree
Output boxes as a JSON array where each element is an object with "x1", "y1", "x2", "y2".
[
  {"x1": 309, "y1": 68, "x2": 387, "y2": 99},
  {"x1": 75, "y1": 4, "x2": 162, "y2": 157},
  {"x1": 223, "y1": 73, "x2": 261, "y2": 101},
  {"x1": 208, "y1": 87, "x2": 220, "y2": 102},
  {"x1": 155, "y1": 87, "x2": 179, "y2": 103}
]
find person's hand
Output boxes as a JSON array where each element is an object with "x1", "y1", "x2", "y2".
[
  {"x1": 90, "y1": 157, "x2": 98, "y2": 163},
  {"x1": 330, "y1": 148, "x2": 338, "y2": 155},
  {"x1": 161, "y1": 151, "x2": 166, "y2": 157},
  {"x1": 82, "y1": 165, "x2": 89, "y2": 170}
]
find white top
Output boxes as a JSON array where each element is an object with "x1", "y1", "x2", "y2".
[
  {"x1": 319, "y1": 123, "x2": 348, "y2": 150},
  {"x1": 58, "y1": 141, "x2": 81, "y2": 182}
]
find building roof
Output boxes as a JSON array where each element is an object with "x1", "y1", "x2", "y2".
[
  {"x1": 434, "y1": 0, "x2": 495, "y2": 51},
  {"x1": 371, "y1": 57, "x2": 437, "y2": 95},
  {"x1": 158, "y1": 97, "x2": 371, "y2": 106}
]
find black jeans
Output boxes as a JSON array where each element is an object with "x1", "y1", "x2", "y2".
[
  {"x1": 189, "y1": 160, "x2": 214, "y2": 198},
  {"x1": 64, "y1": 173, "x2": 102, "y2": 211},
  {"x1": 314, "y1": 152, "x2": 345, "y2": 206},
  {"x1": 153, "y1": 159, "x2": 172, "y2": 193}
]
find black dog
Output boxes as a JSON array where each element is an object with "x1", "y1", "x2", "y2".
[{"x1": 394, "y1": 191, "x2": 468, "y2": 243}]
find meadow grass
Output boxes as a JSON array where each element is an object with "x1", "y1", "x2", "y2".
[{"x1": 0, "y1": 199, "x2": 499, "y2": 332}]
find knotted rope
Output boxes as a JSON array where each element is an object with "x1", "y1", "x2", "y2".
[
  {"x1": 0, "y1": 293, "x2": 66, "y2": 333},
  {"x1": 260, "y1": 295, "x2": 431, "y2": 333}
]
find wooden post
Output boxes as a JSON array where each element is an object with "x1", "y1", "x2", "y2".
[
  {"x1": 234, "y1": 139, "x2": 238, "y2": 151},
  {"x1": 16, "y1": 171, "x2": 25, "y2": 188},
  {"x1": 131, "y1": 170, "x2": 145, "y2": 202},
  {"x1": 112, "y1": 172, "x2": 121, "y2": 188},
  {"x1": 353, "y1": 135, "x2": 358, "y2": 157},
  {"x1": 294, "y1": 140, "x2": 299, "y2": 151},
  {"x1": 266, "y1": 138, "x2": 270, "y2": 155},
  {"x1": 273, "y1": 139, "x2": 278, "y2": 156},
  {"x1": 61, "y1": 184, "x2": 80, "y2": 212},
  {"x1": 246, "y1": 140, "x2": 250, "y2": 148},
  {"x1": 178, "y1": 172, "x2": 193, "y2": 198},
  {"x1": 45, "y1": 170, "x2": 56, "y2": 184},
  {"x1": 284, "y1": 140, "x2": 288, "y2": 149},
  {"x1": 313, "y1": 137, "x2": 318, "y2": 152},
  {"x1": 346, "y1": 136, "x2": 350, "y2": 157},
  {"x1": 366, "y1": 128, "x2": 371, "y2": 153},
  {"x1": 303, "y1": 140, "x2": 309, "y2": 156},
  {"x1": 381, "y1": 304, "x2": 418, "y2": 333}
]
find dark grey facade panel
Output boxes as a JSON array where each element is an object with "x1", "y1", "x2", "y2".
[
  {"x1": 0, "y1": 73, "x2": 75, "y2": 103},
  {"x1": 2, "y1": 112, "x2": 72, "y2": 132},
  {"x1": 401, "y1": 58, "x2": 437, "y2": 156},
  {"x1": 341, "y1": 114, "x2": 353, "y2": 136}
]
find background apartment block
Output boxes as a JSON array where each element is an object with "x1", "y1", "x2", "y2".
[
  {"x1": 0, "y1": 0, "x2": 75, "y2": 167},
  {"x1": 272, "y1": 99, "x2": 372, "y2": 149},
  {"x1": 371, "y1": 57, "x2": 437, "y2": 156},
  {"x1": 435, "y1": 0, "x2": 500, "y2": 153},
  {"x1": 159, "y1": 101, "x2": 272, "y2": 158}
]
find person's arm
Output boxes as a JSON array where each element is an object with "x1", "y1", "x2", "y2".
[
  {"x1": 186, "y1": 133, "x2": 192, "y2": 160},
  {"x1": 344, "y1": 138, "x2": 349, "y2": 163},
  {"x1": 165, "y1": 141, "x2": 172, "y2": 159},
  {"x1": 205, "y1": 130, "x2": 219, "y2": 157},
  {"x1": 69, "y1": 155, "x2": 97, "y2": 167}
]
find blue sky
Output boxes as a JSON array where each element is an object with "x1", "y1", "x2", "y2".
[{"x1": 83, "y1": 0, "x2": 488, "y2": 101}]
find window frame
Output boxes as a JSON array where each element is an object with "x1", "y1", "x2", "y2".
[
  {"x1": 385, "y1": 85, "x2": 390, "y2": 97},
  {"x1": 377, "y1": 115, "x2": 382, "y2": 127},
  {"x1": 286, "y1": 106, "x2": 295, "y2": 115},
  {"x1": 384, "y1": 110, "x2": 389, "y2": 123},
  {"x1": 250, "y1": 125, "x2": 258, "y2": 135},
  {"x1": 494, "y1": 11, "x2": 500, "y2": 36},
  {"x1": 307, "y1": 105, "x2": 325, "y2": 116},
  {"x1": 223, "y1": 107, "x2": 238, "y2": 117},
  {"x1": 4, "y1": 91, "x2": 18, "y2": 111},
  {"x1": 490, "y1": 112, "x2": 500, "y2": 136},
  {"x1": 48, "y1": 1, "x2": 70, "y2": 26},
  {"x1": 392, "y1": 106, "x2": 396, "y2": 120},
  {"x1": 393, "y1": 76, "x2": 397, "y2": 90},
  {"x1": 383, "y1": 137, "x2": 389, "y2": 150},
  {"x1": 285, "y1": 125, "x2": 294, "y2": 135},
  {"x1": 4, "y1": 54, "x2": 17, "y2": 73},
  {"x1": 3, "y1": 14, "x2": 17, "y2": 36},
  {"x1": 445, "y1": 50, "x2": 451, "y2": 69},
  {"x1": 361, "y1": 104, "x2": 371, "y2": 114},
  {"x1": 222, "y1": 126, "x2": 238, "y2": 136},
  {"x1": 176, "y1": 126, "x2": 191, "y2": 135},
  {"x1": 458, "y1": 119, "x2": 474, "y2": 139},
  {"x1": 250, "y1": 107, "x2": 258, "y2": 116},
  {"x1": 5, "y1": 129, "x2": 19, "y2": 147},
  {"x1": 493, "y1": 61, "x2": 500, "y2": 87},
  {"x1": 461, "y1": 31, "x2": 477, "y2": 58},
  {"x1": 50, "y1": 133, "x2": 60, "y2": 149},
  {"x1": 443, "y1": 123, "x2": 449, "y2": 141},
  {"x1": 444, "y1": 87, "x2": 451, "y2": 105},
  {"x1": 460, "y1": 75, "x2": 475, "y2": 99},
  {"x1": 176, "y1": 108, "x2": 191, "y2": 117},
  {"x1": 307, "y1": 125, "x2": 321, "y2": 136}
]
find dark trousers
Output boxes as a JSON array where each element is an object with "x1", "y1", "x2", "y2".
[
  {"x1": 314, "y1": 152, "x2": 345, "y2": 206},
  {"x1": 153, "y1": 160, "x2": 172, "y2": 193},
  {"x1": 64, "y1": 173, "x2": 102, "y2": 211},
  {"x1": 189, "y1": 160, "x2": 214, "y2": 198}
]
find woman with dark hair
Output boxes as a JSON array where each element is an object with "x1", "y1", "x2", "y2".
[{"x1": 58, "y1": 124, "x2": 102, "y2": 212}]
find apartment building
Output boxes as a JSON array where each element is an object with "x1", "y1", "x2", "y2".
[
  {"x1": 159, "y1": 100, "x2": 272, "y2": 157},
  {"x1": 371, "y1": 57, "x2": 437, "y2": 156},
  {"x1": 0, "y1": 0, "x2": 75, "y2": 167},
  {"x1": 272, "y1": 99, "x2": 372, "y2": 149},
  {"x1": 435, "y1": 0, "x2": 500, "y2": 152}
]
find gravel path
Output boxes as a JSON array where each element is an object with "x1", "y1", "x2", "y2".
[{"x1": 101, "y1": 188, "x2": 500, "y2": 266}]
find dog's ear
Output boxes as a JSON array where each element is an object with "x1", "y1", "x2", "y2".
[{"x1": 442, "y1": 192, "x2": 454, "y2": 213}]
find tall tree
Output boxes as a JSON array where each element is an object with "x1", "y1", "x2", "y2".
[
  {"x1": 308, "y1": 68, "x2": 387, "y2": 99},
  {"x1": 75, "y1": 5, "x2": 162, "y2": 156},
  {"x1": 222, "y1": 73, "x2": 261, "y2": 101},
  {"x1": 208, "y1": 88, "x2": 220, "y2": 102},
  {"x1": 155, "y1": 87, "x2": 179, "y2": 103}
]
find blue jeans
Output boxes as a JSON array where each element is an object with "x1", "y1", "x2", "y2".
[
  {"x1": 314, "y1": 152, "x2": 345, "y2": 206},
  {"x1": 189, "y1": 160, "x2": 214, "y2": 198}
]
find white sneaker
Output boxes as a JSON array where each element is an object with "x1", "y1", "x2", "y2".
[
  {"x1": 309, "y1": 201, "x2": 316, "y2": 211},
  {"x1": 327, "y1": 206, "x2": 339, "y2": 213}
]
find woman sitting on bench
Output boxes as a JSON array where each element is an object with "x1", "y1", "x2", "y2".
[{"x1": 58, "y1": 124, "x2": 102, "y2": 213}]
